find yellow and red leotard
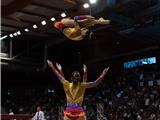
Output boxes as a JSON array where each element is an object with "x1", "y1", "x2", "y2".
[
  {"x1": 54, "y1": 15, "x2": 94, "y2": 41},
  {"x1": 50, "y1": 64, "x2": 105, "y2": 119}
]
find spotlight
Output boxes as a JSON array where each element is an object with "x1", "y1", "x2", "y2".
[
  {"x1": 89, "y1": 0, "x2": 97, "y2": 4},
  {"x1": 24, "y1": 28, "x2": 29, "y2": 32},
  {"x1": 142, "y1": 62, "x2": 147, "y2": 64},
  {"x1": 0, "y1": 35, "x2": 8, "y2": 40},
  {"x1": 13, "y1": 33, "x2": 17, "y2": 36},
  {"x1": 83, "y1": 3, "x2": 90, "y2": 8},
  {"x1": 9, "y1": 34, "x2": 13, "y2": 38},
  {"x1": 41, "y1": 20, "x2": 47, "y2": 25},
  {"x1": 51, "y1": 17, "x2": 56, "y2": 21},
  {"x1": 33, "y1": 24, "x2": 38, "y2": 29},
  {"x1": 61, "y1": 12, "x2": 66, "y2": 18},
  {"x1": 17, "y1": 31, "x2": 21, "y2": 35}
]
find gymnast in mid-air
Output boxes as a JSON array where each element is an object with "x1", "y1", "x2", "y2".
[
  {"x1": 54, "y1": 15, "x2": 110, "y2": 41},
  {"x1": 47, "y1": 60, "x2": 109, "y2": 120}
]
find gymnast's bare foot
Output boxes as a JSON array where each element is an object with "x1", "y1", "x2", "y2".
[{"x1": 98, "y1": 17, "x2": 110, "y2": 24}]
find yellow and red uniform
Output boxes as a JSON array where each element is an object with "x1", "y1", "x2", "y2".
[
  {"x1": 50, "y1": 63, "x2": 106, "y2": 120},
  {"x1": 54, "y1": 15, "x2": 95, "y2": 41}
]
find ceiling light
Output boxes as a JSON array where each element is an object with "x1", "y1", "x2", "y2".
[
  {"x1": 13, "y1": 33, "x2": 17, "y2": 36},
  {"x1": 17, "y1": 31, "x2": 21, "y2": 35},
  {"x1": 33, "y1": 24, "x2": 38, "y2": 29},
  {"x1": 51, "y1": 17, "x2": 56, "y2": 21},
  {"x1": 24, "y1": 28, "x2": 29, "y2": 32},
  {"x1": 9, "y1": 34, "x2": 13, "y2": 38},
  {"x1": 41, "y1": 20, "x2": 47, "y2": 25},
  {"x1": 89, "y1": 0, "x2": 97, "y2": 4},
  {"x1": 83, "y1": 3, "x2": 90, "y2": 8},
  {"x1": 0, "y1": 35, "x2": 8, "y2": 40},
  {"x1": 61, "y1": 12, "x2": 66, "y2": 18},
  {"x1": 142, "y1": 61, "x2": 147, "y2": 64}
]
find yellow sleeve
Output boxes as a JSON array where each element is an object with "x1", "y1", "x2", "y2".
[
  {"x1": 80, "y1": 80, "x2": 101, "y2": 89},
  {"x1": 80, "y1": 82, "x2": 89, "y2": 88},
  {"x1": 60, "y1": 79, "x2": 69, "y2": 85}
]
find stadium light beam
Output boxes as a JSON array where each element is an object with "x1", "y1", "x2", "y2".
[
  {"x1": 51, "y1": 17, "x2": 56, "y2": 21},
  {"x1": 89, "y1": 0, "x2": 97, "y2": 4},
  {"x1": 17, "y1": 31, "x2": 21, "y2": 35},
  {"x1": 0, "y1": 35, "x2": 8, "y2": 40},
  {"x1": 61, "y1": 12, "x2": 66, "y2": 18},
  {"x1": 83, "y1": 3, "x2": 90, "y2": 8},
  {"x1": 24, "y1": 28, "x2": 29, "y2": 32},
  {"x1": 41, "y1": 20, "x2": 47, "y2": 25},
  {"x1": 9, "y1": 34, "x2": 14, "y2": 38},
  {"x1": 13, "y1": 33, "x2": 18, "y2": 36},
  {"x1": 33, "y1": 24, "x2": 38, "y2": 29}
]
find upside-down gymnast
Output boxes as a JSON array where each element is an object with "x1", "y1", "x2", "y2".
[
  {"x1": 54, "y1": 15, "x2": 110, "y2": 41},
  {"x1": 47, "y1": 60, "x2": 109, "y2": 120}
]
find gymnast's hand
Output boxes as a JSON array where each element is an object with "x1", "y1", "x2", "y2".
[
  {"x1": 47, "y1": 60, "x2": 53, "y2": 68},
  {"x1": 102, "y1": 67, "x2": 110, "y2": 75},
  {"x1": 56, "y1": 62, "x2": 62, "y2": 71},
  {"x1": 83, "y1": 64, "x2": 87, "y2": 72}
]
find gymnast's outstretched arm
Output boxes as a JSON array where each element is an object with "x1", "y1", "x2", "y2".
[
  {"x1": 56, "y1": 62, "x2": 65, "y2": 77},
  {"x1": 82, "y1": 67, "x2": 109, "y2": 88},
  {"x1": 47, "y1": 60, "x2": 67, "y2": 83},
  {"x1": 74, "y1": 15, "x2": 94, "y2": 21}
]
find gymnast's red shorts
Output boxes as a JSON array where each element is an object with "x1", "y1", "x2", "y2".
[{"x1": 64, "y1": 104, "x2": 85, "y2": 119}]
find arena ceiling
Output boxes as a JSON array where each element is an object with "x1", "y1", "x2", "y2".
[
  {"x1": 1, "y1": 0, "x2": 160, "y2": 73},
  {"x1": 1, "y1": 0, "x2": 80, "y2": 35}
]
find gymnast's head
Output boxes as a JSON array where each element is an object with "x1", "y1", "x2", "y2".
[{"x1": 71, "y1": 71, "x2": 81, "y2": 84}]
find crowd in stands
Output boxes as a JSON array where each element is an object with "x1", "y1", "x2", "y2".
[
  {"x1": 84, "y1": 64, "x2": 160, "y2": 120},
  {"x1": 85, "y1": 80, "x2": 160, "y2": 120},
  {"x1": 2, "y1": 64, "x2": 160, "y2": 120}
]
